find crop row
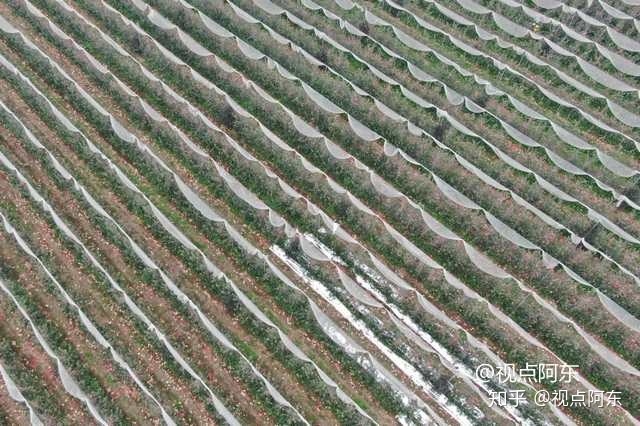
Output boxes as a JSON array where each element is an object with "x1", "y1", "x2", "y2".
[
  {"x1": 234, "y1": 0, "x2": 640, "y2": 287},
  {"x1": 331, "y1": 0, "x2": 640, "y2": 154},
  {"x1": 0, "y1": 357, "x2": 42, "y2": 425},
  {"x1": 1, "y1": 98, "x2": 290, "y2": 425},
  {"x1": 0, "y1": 246, "x2": 105, "y2": 425},
  {"x1": 0, "y1": 36, "x2": 343, "y2": 425},
  {"x1": 0, "y1": 46, "x2": 384, "y2": 426},
  {"x1": 31, "y1": 5, "x2": 542, "y2": 420},
  {"x1": 435, "y1": 0, "x2": 640, "y2": 99},
  {"x1": 565, "y1": 0, "x2": 640, "y2": 34},
  {"x1": 280, "y1": 0, "x2": 640, "y2": 183},
  {"x1": 0, "y1": 185, "x2": 182, "y2": 424},
  {"x1": 0, "y1": 122, "x2": 251, "y2": 424},
  {"x1": 96, "y1": 0, "x2": 640, "y2": 382},
  {"x1": 5, "y1": 0, "x2": 640, "y2": 422},
  {"x1": 13, "y1": 0, "x2": 636, "y2": 422},
  {"x1": 424, "y1": 0, "x2": 640, "y2": 110},
  {"x1": 445, "y1": 0, "x2": 640, "y2": 102},
  {"x1": 509, "y1": 0, "x2": 640, "y2": 62},
  {"x1": 144, "y1": 0, "x2": 640, "y2": 294},
  {"x1": 350, "y1": 2, "x2": 635, "y2": 182},
  {"x1": 0, "y1": 71, "x2": 362, "y2": 424},
  {"x1": 0, "y1": 10, "x2": 448, "y2": 422},
  {"x1": 50, "y1": 0, "x2": 640, "y2": 416},
  {"x1": 0, "y1": 2, "x2": 552, "y2": 422}
]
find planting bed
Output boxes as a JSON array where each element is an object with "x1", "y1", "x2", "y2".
[{"x1": 0, "y1": 0, "x2": 639, "y2": 422}]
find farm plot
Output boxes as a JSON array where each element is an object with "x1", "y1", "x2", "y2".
[{"x1": 0, "y1": 0, "x2": 639, "y2": 422}]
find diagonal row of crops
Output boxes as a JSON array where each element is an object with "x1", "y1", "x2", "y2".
[{"x1": 0, "y1": 0, "x2": 638, "y2": 422}]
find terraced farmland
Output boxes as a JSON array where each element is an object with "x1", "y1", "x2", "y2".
[{"x1": 0, "y1": 0, "x2": 639, "y2": 421}]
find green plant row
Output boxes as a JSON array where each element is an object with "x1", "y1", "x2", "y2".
[
  {"x1": 293, "y1": 0, "x2": 640, "y2": 182},
  {"x1": 102, "y1": 0, "x2": 640, "y2": 373},
  {"x1": 18, "y1": 0, "x2": 640, "y2": 422},
  {"x1": 434, "y1": 0, "x2": 640, "y2": 105},
  {"x1": 480, "y1": 0, "x2": 640, "y2": 64},
  {"x1": 0, "y1": 39, "x2": 370, "y2": 422},
  {"x1": 326, "y1": 0, "x2": 640, "y2": 156},
  {"x1": 33, "y1": 8, "x2": 536, "y2": 422},
  {"x1": 1, "y1": 4, "x2": 528, "y2": 422},
  {"x1": 382, "y1": 0, "x2": 640, "y2": 114},
  {"x1": 0, "y1": 78, "x2": 265, "y2": 425},
  {"x1": 0, "y1": 27, "x2": 410, "y2": 424},
  {"x1": 0, "y1": 272, "x2": 93, "y2": 424},
  {"x1": 141, "y1": 0, "x2": 630, "y2": 330},
  {"x1": 0, "y1": 183, "x2": 155, "y2": 425},
  {"x1": 0, "y1": 121, "x2": 309, "y2": 425},
  {"x1": 22, "y1": 0, "x2": 628, "y2": 422},
  {"x1": 245, "y1": 0, "x2": 640, "y2": 291},
  {"x1": 0, "y1": 147, "x2": 257, "y2": 424},
  {"x1": 360, "y1": 0, "x2": 640, "y2": 149},
  {"x1": 288, "y1": 0, "x2": 640, "y2": 200},
  {"x1": 38, "y1": 0, "x2": 640, "y2": 422}
]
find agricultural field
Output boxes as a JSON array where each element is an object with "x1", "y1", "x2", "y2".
[{"x1": 0, "y1": 0, "x2": 638, "y2": 421}]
